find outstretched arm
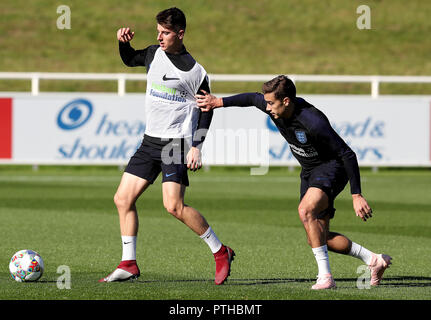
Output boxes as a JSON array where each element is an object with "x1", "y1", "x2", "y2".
[{"x1": 196, "y1": 91, "x2": 267, "y2": 113}]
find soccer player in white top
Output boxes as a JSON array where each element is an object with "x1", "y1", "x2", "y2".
[{"x1": 99, "y1": 8, "x2": 234, "y2": 284}]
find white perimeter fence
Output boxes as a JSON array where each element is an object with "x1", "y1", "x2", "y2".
[{"x1": 1, "y1": 72, "x2": 431, "y2": 98}]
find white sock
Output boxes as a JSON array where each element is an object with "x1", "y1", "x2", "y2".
[
  {"x1": 312, "y1": 245, "x2": 332, "y2": 276},
  {"x1": 349, "y1": 242, "x2": 373, "y2": 265},
  {"x1": 121, "y1": 235, "x2": 137, "y2": 261},
  {"x1": 200, "y1": 227, "x2": 222, "y2": 254}
]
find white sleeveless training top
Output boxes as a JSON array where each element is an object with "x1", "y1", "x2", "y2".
[{"x1": 144, "y1": 47, "x2": 208, "y2": 144}]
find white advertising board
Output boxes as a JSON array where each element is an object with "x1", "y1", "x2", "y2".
[
  {"x1": 1, "y1": 93, "x2": 430, "y2": 166},
  {"x1": 9, "y1": 94, "x2": 146, "y2": 164},
  {"x1": 203, "y1": 95, "x2": 431, "y2": 166}
]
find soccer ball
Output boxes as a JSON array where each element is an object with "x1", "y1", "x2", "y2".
[{"x1": 9, "y1": 250, "x2": 44, "y2": 282}]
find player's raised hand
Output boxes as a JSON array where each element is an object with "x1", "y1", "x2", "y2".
[
  {"x1": 195, "y1": 90, "x2": 223, "y2": 112},
  {"x1": 352, "y1": 194, "x2": 373, "y2": 222},
  {"x1": 117, "y1": 27, "x2": 135, "y2": 42}
]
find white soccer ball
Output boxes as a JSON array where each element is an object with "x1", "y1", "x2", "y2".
[{"x1": 9, "y1": 249, "x2": 44, "y2": 282}]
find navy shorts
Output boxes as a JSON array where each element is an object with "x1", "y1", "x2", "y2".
[
  {"x1": 300, "y1": 160, "x2": 348, "y2": 219},
  {"x1": 125, "y1": 136, "x2": 190, "y2": 186}
]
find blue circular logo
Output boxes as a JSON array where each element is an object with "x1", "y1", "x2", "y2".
[
  {"x1": 57, "y1": 99, "x2": 93, "y2": 130},
  {"x1": 266, "y1": 116, "x2": 279, "y2": 132}
]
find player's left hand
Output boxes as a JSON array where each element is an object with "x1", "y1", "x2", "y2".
[
  {"x1": 186, "y1": 147, "x2": 202, "y2": 171},
  {"x1": 352, "y1": 194, "x2": 373, "y2": 222}
]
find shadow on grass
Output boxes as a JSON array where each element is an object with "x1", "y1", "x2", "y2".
[
  {"x1": 377, "y1": 276, "x2": 431, "y2": 288},
  {"x1": 134, "y1": 276, "x2": 431, "y2": 288},
  {"x1": 36, "y1": 276, "x2": 431, "y2": 288}
]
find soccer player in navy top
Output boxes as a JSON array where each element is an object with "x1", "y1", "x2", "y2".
[{"x1": 196, "y1": 75, "x2": 392, "y2": 289}]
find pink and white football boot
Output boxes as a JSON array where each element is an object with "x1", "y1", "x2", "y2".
[
  {"x1": 311, "y1": 273, "x2": 336, "y2": 290},
  {"x1": 369, "y1": 253, "x2": 392, "y2": 286}
]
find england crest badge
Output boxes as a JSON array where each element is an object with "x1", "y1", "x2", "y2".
[{"x1": 295, "y1": 130, "x2": 307, "y2": 144}]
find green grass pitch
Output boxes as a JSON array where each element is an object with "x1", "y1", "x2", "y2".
[{"x1": 0, "y1": 166, "x2": 430, "y2": 300}]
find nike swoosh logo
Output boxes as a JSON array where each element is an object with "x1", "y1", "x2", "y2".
[
  {"x1": 165, "y1": 172, "x2": 176, "y2": 177},
  {"x1": 163, "y1": 74, "x2": 180, "y2": 81},
  {"x1": 123, "y1": 241, "x2": 132, "y2": 245}
]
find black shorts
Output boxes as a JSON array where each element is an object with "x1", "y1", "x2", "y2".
[
  {"x1": 300, "y1": 160, "x2": 348, "y2": 219},
  {"x1": 125, "y1": 135, "x2": 190, "y2": 186}
]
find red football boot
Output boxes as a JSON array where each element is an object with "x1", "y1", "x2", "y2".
[
  {"x1": 214, "y1": 245, "x2": 235, "y2": 285},
  {"x1": 98, "y1": 260, "x2": 140, "y2": 282}
]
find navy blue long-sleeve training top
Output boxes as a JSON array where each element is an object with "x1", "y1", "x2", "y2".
[{"x1": 222, "y1": 93, "x2": 362, "y2": 195}]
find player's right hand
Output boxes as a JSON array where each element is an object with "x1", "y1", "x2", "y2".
[{"x1": 117, "y1": 27, "x2": 134, "y2": 42}]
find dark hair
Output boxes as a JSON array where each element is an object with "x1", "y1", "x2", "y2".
[
  {"x1": 156, "y1": 7, "x2": 186, "y2": 33},
  {"x1": 262, "y1": 75, "x2": 296, "y2": 101}
]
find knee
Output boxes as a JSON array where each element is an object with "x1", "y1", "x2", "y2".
[
  {"x1": 298, "y1": 204, "x2": 314, "y2": 224},
  {"x1": 114, "y1": 192, "x2": 133, "y2": 212},
  {"x1": 164, "y1": 201, "x2": 184, "y2": 220}
]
